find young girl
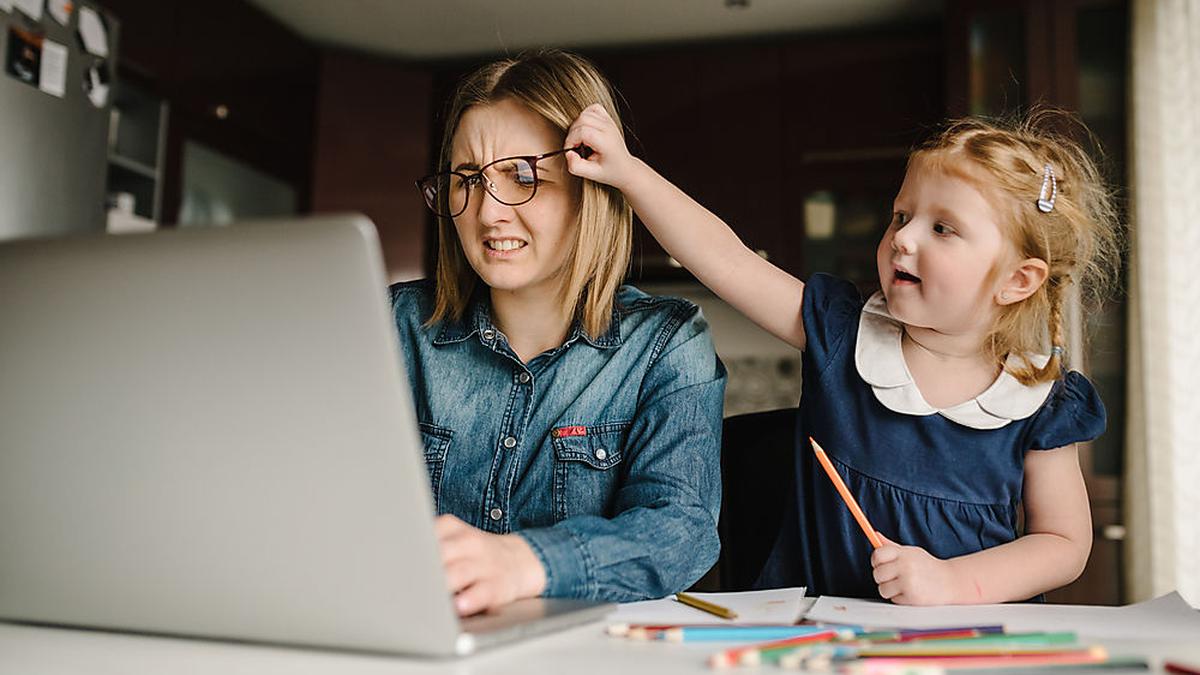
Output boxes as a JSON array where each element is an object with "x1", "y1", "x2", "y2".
[{"x1": 564, "y1": 106, "x2": 1121, "y2": 604}]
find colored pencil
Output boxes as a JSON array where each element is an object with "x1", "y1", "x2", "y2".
[
  {"x1": 856, "y1": 646, "x2": 1097, "y2": 658},
  {"x1": 609, "y1": 621, "x2": 842, "y2": 640},
  {"x1": 675, "y1": 592, "x2": 738, "y2": 620},
  {"x1": 660, "y1": 625, "x2": 836, "y2": 642},
  {"x1": 708, "y1": 629, "x2": 842, "y2": 668},
  {"x1": 605, "y1": 623, "x2": 676, "y2": 638},
  {"x1": 896, "y1": 626, "x2": 1006, "y2": 640},
  {"x1": 892, "y1": 632, "x2": 1077, "y2": 646},
  {"x1": 1166, "y1": 662, "x2": 1200, "y2": 675},
  {"x1": 947, "y1": 657, "x2": 1150, "y2": 674},
  {"x1": 843, "y1": 648, "x2": 1108, "y2": 670},
  {"x1": 810, "y1": 436, "x2": 883, "y2": 548},
  {"x1": 775, "y1": 641, "x2": 1087, "y2": 668},
  {"x1": 849, "y1": 629, "x2": 1073, "y2": 647}
]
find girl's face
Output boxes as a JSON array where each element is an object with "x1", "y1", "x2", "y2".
[
  {"x1": 876, "y1": 160, "x2": 1014, "y2": 336},
  {"x1": 449, "y1": 98, "x2": 579, "y2": 298}
]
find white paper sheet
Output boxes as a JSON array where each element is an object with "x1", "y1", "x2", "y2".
[
  {"x1": 0, "y1": 1, "x2": 16, "y2": 14},
  {"x1": 804, "y1": 592, "x2": 1199, "y2": 641},
  {"x1": 607, "y1": 587, "x2": 808, "y2": 626},
  {"x1": 38, "y1": 39, "x2": 67, "y2": 98},
  {"x1": 77, "y1": 6, "x2": 109, "y2": 58}
]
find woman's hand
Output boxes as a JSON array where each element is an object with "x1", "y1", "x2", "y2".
[
  {"x1": 564, "y1": 103, "x2": 642, "y2": 192},
  {"x1": 435, "y1": 514, "x2": 547, "y2": 616},
  {"x1": 870, "y1": 533, "x2": 962, "y2": 605}
]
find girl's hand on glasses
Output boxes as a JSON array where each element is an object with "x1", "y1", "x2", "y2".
[{"x1": 564, "y1": 103, "x2": 639, "y2": 191}]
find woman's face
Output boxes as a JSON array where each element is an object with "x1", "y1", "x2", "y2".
[{"x1": 449, "y1": 98, "x2": 579, "y2": 298}]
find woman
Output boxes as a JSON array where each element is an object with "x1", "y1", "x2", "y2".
[{"x1": 391, "y1": 50, "x2": 726, "y2": 616}]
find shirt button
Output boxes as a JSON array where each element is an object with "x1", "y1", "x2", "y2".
[
  {"x1": 482, "y1": 329, "x2": 496, "y2": 340},
  {"x1": 489, "y1": 508, "x2": 503, "y2": 521},
  {"x1": 595, "y1": 448, "x2": 608, "y2": 461},
  {"x1": 502, "y1": 436, "x2": 517, "y2": 449},
  {"x1": 518, "y1": 372, "x2": 531, "y2": 384}
]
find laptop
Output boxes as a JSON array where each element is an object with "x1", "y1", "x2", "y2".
[{"x1": 0, "y1": 214, "x2": 612, "y2": 656}]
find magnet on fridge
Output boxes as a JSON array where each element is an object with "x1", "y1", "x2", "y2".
[
  {"x1": 84, "y1": 59, "x2": 109, "y2": 107},
  {"x1": 5, "y1": 25, "x2": 42, "y2": 86}
]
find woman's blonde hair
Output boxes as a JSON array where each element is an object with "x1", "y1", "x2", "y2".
[
  {"x1": 427, "y1": 49, "x2": 632, "y2": 339},
  {"x1": 910, "y1": 110, "x2": 1122, "y2": 385}
]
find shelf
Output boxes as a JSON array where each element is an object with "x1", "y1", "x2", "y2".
[{"x1": 108, "y1": 153, "x2": 158, "y2": 179}]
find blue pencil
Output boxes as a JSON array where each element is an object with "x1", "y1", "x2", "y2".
[
  {"x1": 886, "y1": 625, "x2": 1004, "y2": 639},
  {"x1": 660, "y1": 624, "x2": 842, "y2": 643}
]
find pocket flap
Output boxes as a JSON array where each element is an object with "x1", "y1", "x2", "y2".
[{"x1": 551, "y1": 422, "x2": 627, "y2": 470}]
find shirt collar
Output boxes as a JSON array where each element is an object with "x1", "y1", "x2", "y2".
[
  {"x1": 854, "y1": 291, "x2": 1053, "y2": 430},
  {"x1": 432, "y1": 292, "x2": 623, "y2": 350}
]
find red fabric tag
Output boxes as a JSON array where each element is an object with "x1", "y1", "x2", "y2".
[{"x1": 552, "y1": 425, "x2": 587, "y2": 438}]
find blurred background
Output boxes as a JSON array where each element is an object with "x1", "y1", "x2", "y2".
[{"x1": 2, "y1": 0, "x2": 1192, "y2": 608}]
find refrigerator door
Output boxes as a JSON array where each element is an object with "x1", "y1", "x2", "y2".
[{"x1": 0, "y1": 6, "x2": 119, "y2": 241}]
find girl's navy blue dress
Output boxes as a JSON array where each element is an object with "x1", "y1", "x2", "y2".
[{"x1": 757, "y1": 274, "x2": 1106, "y2": 598}]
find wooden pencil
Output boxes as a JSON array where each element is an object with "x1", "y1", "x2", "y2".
[
  {"x1": 810, "y1": 436, "x2": 883, "y2": 549},
  {"x1": 675, "y1": 592, "x2": 739, "y2": 620}
]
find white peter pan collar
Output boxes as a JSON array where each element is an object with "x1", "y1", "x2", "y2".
[{"x1": 854, "y1": 292, "x2": 1053, "y2": 430}]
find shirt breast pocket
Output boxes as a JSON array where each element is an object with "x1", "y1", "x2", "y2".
[
  {"x1": 550, "y1": 421, "x2": 628, "y2": 521},
  {"x1": 419, "y1": 422, "x2": 453, "y2": 512}
]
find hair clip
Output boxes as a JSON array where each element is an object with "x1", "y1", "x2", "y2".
[
  {"x1": 1037, "y1": 164, "x2": 1057, "y2": 213},
  {"x1": 1051, "y1": 345, "x2": 1065, "y2": 357}
]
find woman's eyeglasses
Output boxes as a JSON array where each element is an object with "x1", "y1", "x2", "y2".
[{"x1": 416, "y1": 145, "x2": 590, "y2": 218}]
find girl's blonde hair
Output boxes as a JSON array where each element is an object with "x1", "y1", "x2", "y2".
[
  {"x1": 427, "y1": 49, "x2": 632, "y2": 339},
  {"x1": 910, "y1": 110, "x2": 1122, "y2": 385}
]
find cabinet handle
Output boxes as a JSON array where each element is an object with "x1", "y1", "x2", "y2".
[
  {"x1": 755, "y1": 249, "x2": 770, "y2": 261},
  {"x1": 1101, "y1": 524, "x2": 1126, "y2": 541}
]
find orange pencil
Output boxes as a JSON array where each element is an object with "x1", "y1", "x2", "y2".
[{"x1": 810, "y1": 437, "x2": 884, "y2": 549}]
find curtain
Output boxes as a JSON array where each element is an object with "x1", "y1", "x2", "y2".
[{"x1": 1126, "y1": 0, "x2": 1200, "y2": 605}]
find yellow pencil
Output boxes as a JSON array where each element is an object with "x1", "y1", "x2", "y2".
[
  {"x1": 675, "y1": 592, "x2": 738, "y2": 620},
  {"x1": 810, "y1": 437, "x2": 884, "y2": 549}
]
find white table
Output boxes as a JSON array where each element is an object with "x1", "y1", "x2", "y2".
[{"x1": 3, "y1": 604, "x2": 1198, "y2": 675}]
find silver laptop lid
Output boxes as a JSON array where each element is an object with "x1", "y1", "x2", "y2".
[{"x1": 0, "y1": 215, "x2": 466, "y2": 655}]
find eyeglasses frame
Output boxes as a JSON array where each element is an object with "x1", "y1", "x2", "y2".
[{"x1": 415, "y1": 144, "x2": 590, "y2": 218}]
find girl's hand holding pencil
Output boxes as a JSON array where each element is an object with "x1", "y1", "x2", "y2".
[
  {"x1": 809, "y1": 437, "x2": 965, "y2": 606},
  {"x1": 871, "y1": 532, "x2": 963, "y2": 606}
]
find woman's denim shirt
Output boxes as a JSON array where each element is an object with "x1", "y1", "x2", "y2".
[{"x1": 389, "y1": 280, "x2": 726, "y2": 602}]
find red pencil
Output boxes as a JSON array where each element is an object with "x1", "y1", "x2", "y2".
[
  {"x1": 1166, "y1": 661, "x2": 1200, "y2": 675},
  {"x1": 708, "y1": 629, "x2": 841, "y2": 668}
]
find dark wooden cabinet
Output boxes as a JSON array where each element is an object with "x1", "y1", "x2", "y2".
[
  {"x1": 95, "y1": 0, "x2": 178, "y2": 82},
  {"x1": 603, "y1": 50, "x2": 708, "y2": 278},
  {"x1": 777, "y1": 30, "x2": 942, "y2": 286},
  {"x1": 311, "y1": 51, "x2": 433, "y2": 281},
  {"x1": 97, "y1": 0, "x2": 318, "y2": 223},
  {"x1": 592, "y1": 28, "x2": 944, "y2": 284},
  {"x1": 170, "y1": 0, "x2": 316, "y2": 156}
]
